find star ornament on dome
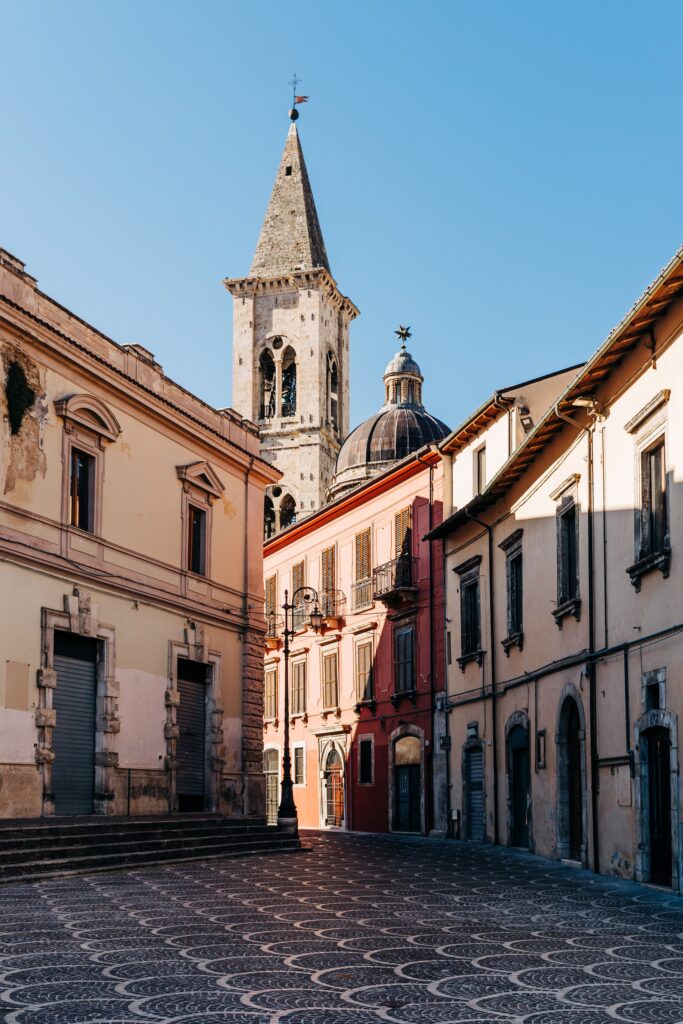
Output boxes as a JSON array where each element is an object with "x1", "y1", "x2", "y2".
[{"x1": 395, "y1": 325, "x2": 412, "y2": 350}]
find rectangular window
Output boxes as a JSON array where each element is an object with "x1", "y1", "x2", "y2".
[
  {"x1": 264, "y1": 668, "x2": 277, "y2": 721},
  {"x1": 640, "y1": 439, "x2": 667, "y2": 557},
  {"x1": 475, "y1": 445, "x2": 486, "y2": 495},
  {"x1": 265, "y1": 575, "x2": 277, "y2": 616},
  {"x1": 461, "y1": 576, "x2": 481, "y2": 656},
  {"x1": 508, "y1": 550, "x2": 523, "y2": 635},
  {"x1": 322, "y1": 651, "x2": 339, "y2": 709},
  {"x1": 558, "y1": 501, "x2": 578, "y2": 605},
  {"x1": 394, "y1": 626, "x2": 415, "y2": 693},
  {"x1": 292, "y1": 560, "x2": 305, "y2": 628},
  {"x1": 353, "y1": 528, "x2": 372, "y2": 609},
  {"x1": 394, "y1": 507, "x2": 412, "y2": 558},
  {"x1": 359, "y1": 737, "x2": 373, "y2": 785},
  {"x1": 293, "y1": 745, "x2": 305, "y2": 785},
  {"x1": 187, "y1": 505, "x2": 207, "y2": 575},
  {"x1": 291, "y1": 659, "x2": 306, "y2": 715},
  {"x1": 69, "y1": 448, "x2": 95, "y2": 532},
  {"x1": 355, "y1": 640, "x2": 374, "y2": 702},
  {"x1": 321, "y1": 545, "x2": 336, "y2": 615}
]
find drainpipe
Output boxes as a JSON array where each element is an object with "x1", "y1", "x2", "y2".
[
  {"x1": 464, "y1": 510, "x2": 499, "y2": 845},
  {"x1": 493, "y1": 393, "x2": 513, "y2": 458},
  {"x1": 554, "y1": 400, "x2": 599, "y2": 874},
  {"x1": 417, "y1": 450, "x2": 435, "y2": 834}
]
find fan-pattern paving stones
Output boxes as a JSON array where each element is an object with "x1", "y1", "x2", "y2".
[{"x1": 0, "y1": 831, "x2": 682, "y2": 1023}]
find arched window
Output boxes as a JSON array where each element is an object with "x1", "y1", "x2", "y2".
[
  {"x1": 327, "y1": 353, "x2": 338, "y2": 430},
  {"x1": 281, "y1": 347, "x2": 297, "y2": 417},
  {"x1": 280, "y1": 494, "x2": 296, "y2": 531},
  {"x1": 264, "y1": 495, "x2": 276, "y2": 540},
  {"x1": 259, "y1": 350, "x2": 275, "y2": 419}
]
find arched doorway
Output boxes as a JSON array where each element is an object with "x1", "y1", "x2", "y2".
[
  {"x1": 463, "y1": 743, "x2": 485, "y2": 841},
  {"x1": 394, "y1": 734, "x2": 421, "y2": 832},
  {"x1": 557, "y1": 692, "x2": 586, "y2": 862},
  {"x1": 324, "y1": 748, "x2": 344, "y2": 827},
  {"x1": 507, "y1": 722, "x2": 530, "y2": 848},
  {"x1": 645, "y1": 727, "x2": 672, "y2": 886},
  {"x1": 263, "y1": 748, "x2": 279, "y2": 826}
]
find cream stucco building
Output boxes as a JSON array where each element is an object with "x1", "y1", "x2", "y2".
[
  {"x1": 429, "y1": 245, "x2": 683, "y2": 891},
  {"x1": 0, "y1": 246, "x2": 278, "y2": 820}
]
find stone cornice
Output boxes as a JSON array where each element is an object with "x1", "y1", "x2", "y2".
[{"x1": 223, "y1": 268, "x2": 359, "y2": 321}]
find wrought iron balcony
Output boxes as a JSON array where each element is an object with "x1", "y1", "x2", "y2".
[
  {"x1": 373, "y1": 555, "x2": 418, "y2": 605},
  {"x1": 352, "y1": 577, "x2": 373, "y2": 611},
  {"x1": 321, "y1": 589, "x2": 346, "y2": 622}
]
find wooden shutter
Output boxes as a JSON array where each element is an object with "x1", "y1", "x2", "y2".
[
  {"x1": 323, "y1": 652, "x2": 338, "y2": 708},
  {"x1": 322, "y1": 545, "x2": 335, "y2": 593},
  {"x1": 395, "y1": 627, "x2": 414, "y2": 692},
  {"x1": 265, "y1": 575, "x2": 276, "y2": 615},
  {"x1": 292, "y1": 560, "x2": 304, "y2": 594},
  {"x1": 356, "y1": 641, "x2": 373, "y2": 701},
  {"x1": 264, "y1": 668, "x2": 277, "y2": 720},
  {"x1": 395, "y1": 508, "x2": 411, "y2": 557},
  {"x1": 292, "y1": 660, "x2": 306, "y2": 715},
  {"x1": 355, "y1": 529, "x2": 371, "y2": 581}
]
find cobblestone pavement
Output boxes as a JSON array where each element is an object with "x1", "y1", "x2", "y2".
[{"x1": 1, "y1": 831, "x2": 683, "y2": 1024}]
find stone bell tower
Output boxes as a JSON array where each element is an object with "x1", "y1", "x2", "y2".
[{"x1": 225, "y1": 110, "x2": 358, "y2": 536}]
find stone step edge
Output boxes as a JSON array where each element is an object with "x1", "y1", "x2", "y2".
[
  {"x1": 0, "y1": 842, "x2": 306, "y2": 886},
  {"x1": 0, "y1": 832, "x2": 289, "y2": 864},
  {"x1": 0, "y1": 826, "x2": 280, "y2": 853}
]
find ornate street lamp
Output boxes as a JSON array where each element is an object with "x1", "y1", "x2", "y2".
[{"x1": 274, "y1": 585, "x2": 322, "y2": 832}]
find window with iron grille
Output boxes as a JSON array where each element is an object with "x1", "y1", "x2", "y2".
[
  {"x1": 264, "y1": 668, "x2": 277, "y2": 721},
  {"x1": 293, "y1": 745, "x2": 305, "y2": 785},
  {"x1": 359, "y1": 737, "x2": 374, "y2": 785},
  {"x1": 394, "y1": 626, "x2": 415, "y2": 693},
  {"x1": 291, "y1": 659, "x2": 306, "y2": 715},
  {"x1": 322, "y1": 651, "x2": 339, "y2": 709},
  {"x1": 353, "y1": 529, "x2": 372, "y2": 609},
  {"x1": 355, "y1": 640, "x2": 374, "y2": 702}
]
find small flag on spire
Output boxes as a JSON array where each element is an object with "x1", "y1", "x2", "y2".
[{"x1": 294, "y1": 95, "x2": 310, "y2": 104}]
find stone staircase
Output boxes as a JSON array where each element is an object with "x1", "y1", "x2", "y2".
[{"x1": 0, "y1": 815, "x2": 301, "y2": 884}]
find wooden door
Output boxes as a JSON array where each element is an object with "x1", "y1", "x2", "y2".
[
  {"x1": 509, "y1": 725, "x2": 530, "y2": 848},
  {"x1": 566, "y1": 701, "x2": 583, "y2": 860},
  {"x1": 648, "y1": 727, "x2": 672, "y2": 886},
  {"x1": 325, "y1": 749, "x2": 344, "y2": 827}
]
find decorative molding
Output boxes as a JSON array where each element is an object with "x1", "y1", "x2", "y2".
[
  {"x1": 54, "y1": 393, "x2": 122, "y2": 443},
  {"x1": 453, "y1": 554, "x2": 482, "y2": 576},
  {"x1": 550, "y1": 473, "x2": 580, "y2": 502},
  {"x1": 625, "y1": 389, "x2": 671, "y2": 434},
  {"x1": 176, "y1": 461, "x2": 225, "y2": 502},
  {"x1": 626, "y1": 548, "x2": 671, "y2": 591},
  {"x1": 498, "y1": 528, "x2": 523, "y2": 553}
]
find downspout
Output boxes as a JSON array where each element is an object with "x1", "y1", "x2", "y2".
[
  {"x1": 243, "y1": 456, "x2": 255, "y2": 815},
  {"x1": 464, "y1": 509, "x2": 499, "y2": 845},
  {"x1": 554, "y1": 401, "x2": 599, "y2": 874},
  {"x1": 493, "y1": 393, "x2": 513, "y2": 458},
  {"x1": 417, "y1": 451, "x2": 435, "y2": 834}
]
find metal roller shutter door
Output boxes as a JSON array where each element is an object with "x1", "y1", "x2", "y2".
[
  {"x1": 466, "y1": 747, "x2": 485, "y2": 841},
  {"x1": 177, "y1": 669, "x2": 206, "y2": 804},
  {"x1": 53, "y1": 654, "x2": 96, "y2": 815}
]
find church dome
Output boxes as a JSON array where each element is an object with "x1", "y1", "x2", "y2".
[{"x1": 329, "y1": 329, "x2": 450, "y2": 498}]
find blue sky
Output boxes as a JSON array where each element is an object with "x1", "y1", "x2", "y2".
[{"x1": 2, "y1": 1, "x2": 682, "y2": 432}]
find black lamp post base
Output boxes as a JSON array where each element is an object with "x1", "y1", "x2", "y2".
[{"x1": 277, "y1": 815, "x2": 299, "y2": 835}]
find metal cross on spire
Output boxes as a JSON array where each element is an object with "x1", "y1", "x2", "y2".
[
  {"x1": 289, "y1": 73, "x2": 301, "y2": 107},
  {"x1": 288, "y1": 74, "x2": 309, "y2": 120},
  {"x1": 395, "y1": 325, "x2": 412, "y2": 351}
]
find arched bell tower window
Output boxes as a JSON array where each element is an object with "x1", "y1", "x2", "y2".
[
  {"x1": 259, "y1": 350, "x2": 276, "y2": 420},
  {"x1": 280, "y1": 494, "x2": 297, "y2": 531},
  {"x1": 281, "y1": 347, "x2": 297, "y2": 417},
  {"x1": 264, "y1": 495, "x2": 276, "y2": 540},
  {"x1": 327, "y1": 352, "x2": 338, "y2": 431}
]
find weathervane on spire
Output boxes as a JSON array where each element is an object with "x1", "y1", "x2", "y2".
[
  {"x1": 395, "y1": 325, "x2": 412, "y2": 351},
  {"x1": 289, "y1": 74, "x2": 310, "y2": 121}
]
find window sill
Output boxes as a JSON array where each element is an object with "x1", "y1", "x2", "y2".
[
  {"x1": 626, "y1": 548, "x2": 671, "y2": 591},
  {"x1": 354, "y1": 698, "x2": 376, "y2": 714},
  {"x1": 552, "y1": 597, "x2": 581, "y2": 629},
  {"x1": 321, "y1": 707, "x2": 341, "y2": 720},
  {"x1": 390, "y1": 688, "x2": 417, "y2": 707},
  {"x1": 501, "y1": 631, "x2": 524, "y2": 656},
  {"x1": 457, "y1": 650, "x2": 484, "y2": 671},
  {"x1": 264, "y1": 718, "x2": 279, "y2": 728},
  {"x1": 290, "y1": 713, "x2": 308, "y2": 725},
  {"x1": 351, "y1": 602, "x2": 374, "y2": 614}
]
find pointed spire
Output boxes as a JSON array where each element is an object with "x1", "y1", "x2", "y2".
[{"x1": 250, "y1": 122, "x2": 330, "y2": 278}]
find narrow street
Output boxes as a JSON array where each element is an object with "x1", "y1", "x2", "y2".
[{"x1": 1, "y1": 831, "x2": 682, "y2": 1024}]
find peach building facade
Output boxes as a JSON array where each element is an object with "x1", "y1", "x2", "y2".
[
  {"x1": 262, "y1": 449, "x2": 448, "y2": 835},
  {"x1": 431, "y1": 245, "x2": 683, "y2": 891},
  {"x1": 0, "y1": 247, "x2": 277, "y2": 819}
]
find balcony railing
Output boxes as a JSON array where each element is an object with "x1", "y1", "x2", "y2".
[
  {"x1": 321, "y1": 589, "x2": 346, "y2": 620},
  {"x1": 352, "y1": 577, "x2": 373, "y2": 611},
  {"x1": 373, "y1": 555, "x2": 418, "y2": 603}
]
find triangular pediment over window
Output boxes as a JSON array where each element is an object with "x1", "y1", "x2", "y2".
[
  {"x1": 54, "y1": 393, "x2": 122, "y2": 442},
  {"x1": 176, "y1": 461, "x2": 224, "y2": 499}
]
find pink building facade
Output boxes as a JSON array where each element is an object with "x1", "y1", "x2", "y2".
[{"x1": 262, "y1": 449, "x2": 448, "y2": 835}]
